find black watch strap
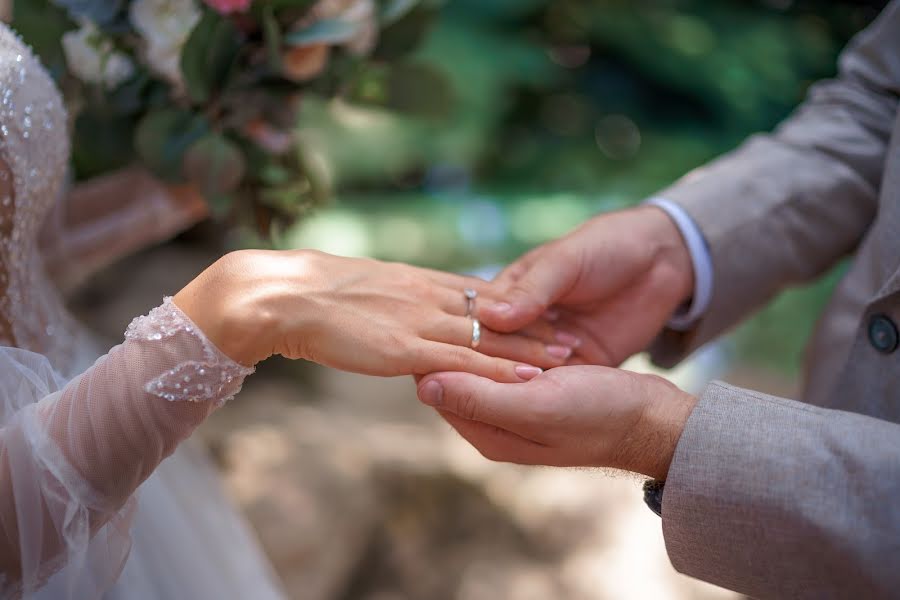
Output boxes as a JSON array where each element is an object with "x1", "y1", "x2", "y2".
[{"x1": 642, "y1": 479, "x2": 665, "y2": 517}]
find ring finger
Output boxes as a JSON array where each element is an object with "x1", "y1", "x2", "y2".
[{"x1": 424, "y1": 314, "x2": 573, "y2": 369}]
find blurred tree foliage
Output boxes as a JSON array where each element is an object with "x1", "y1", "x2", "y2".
[{"x1": 290, "y1": 0, "x2": 886, "y2": 373}]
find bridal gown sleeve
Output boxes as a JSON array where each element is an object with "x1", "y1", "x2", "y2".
[
  {"x1": 0, "y1": 299, "x2": 255, "y2": 593},
  {"x1": 0, "y1": 27, "x2": 255, "y2": 595}
]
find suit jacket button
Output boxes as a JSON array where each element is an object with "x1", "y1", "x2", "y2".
[{"x1": 868, "y1": 314, "x2": 899, "y2": 354}]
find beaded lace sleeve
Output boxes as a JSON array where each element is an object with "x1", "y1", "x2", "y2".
[
  {"x1": 0, "y1": 25, "x2": 255, "y2": 595},
  {"x1": 0, "y1": 298, "x2": 254, "y2": 594}
]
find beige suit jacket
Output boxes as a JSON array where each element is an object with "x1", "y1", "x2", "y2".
[{"x1": 649, "y1": 2, "x2": 900, "y2": 597}]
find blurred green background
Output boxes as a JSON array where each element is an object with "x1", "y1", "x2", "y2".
[{"x1": 278, "y1": 0, "x2": 883, "y2": 376}]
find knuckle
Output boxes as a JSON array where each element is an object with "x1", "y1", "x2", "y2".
[
  {"x1": 455, "y1": 389, "x2": 480, "y2": 421},
  {"x1": 389, "y1": 334, "x2": 418, "y2": 364},
  {"x1": 448, "y1": 345, "x2": 473, "y2": 369}
]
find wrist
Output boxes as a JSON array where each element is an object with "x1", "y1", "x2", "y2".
[
  {"x1": 638, "y1": 205, "x2": 695, "y2": 308},
  {"x1": 624, "y1": 375, "x2": 697, "y2": 480},
  {"x1": 173, "y1": 250, "x2": 279, "y2": 367}
]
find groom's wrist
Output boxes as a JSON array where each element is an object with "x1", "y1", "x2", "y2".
[
  {"x1": 622, "y1": 374, "x2": 697, "y2": 480},
  {"x1": 637, "y1": 206, "x2": 695, "y2": 309}
]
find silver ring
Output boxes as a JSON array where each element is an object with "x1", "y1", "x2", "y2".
[
  {"x1": 464, "y1": 288, "x2": 478, "y2": 317},
  {"x1": 470, "y1": 318, "x2": 481, "y2": 349}
]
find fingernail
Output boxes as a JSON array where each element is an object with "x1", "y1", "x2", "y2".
[
  {"x1": 492, "y1": 302, "x2": 512, "y2": 313},
  {"x1": 544, "y1": 308, "x2": 560, "y2": 321},
  {"x1": 555, "y1": 331, "x2": 581, "y2": 348},
  {"x1": 546, "y1": 345, "x2": 573, "y2": 360},
  {"x1": 515, "y1": 365, "x2": 543, "y2": 380},
  {"x1": 420, "y1": 380, "x2": 443, "y2": 406}
]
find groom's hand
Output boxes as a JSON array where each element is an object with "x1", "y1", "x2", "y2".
[
  {"x1": 417, "y1": 367, "x2": 697, "y2": 480},
  {"x1": 480, "y1": 207, "x2": 694, "y2": 366}
]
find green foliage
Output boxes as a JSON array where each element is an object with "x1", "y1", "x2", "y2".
[
  {"x1": 732, "y1": 264, "x2": 847, "y2": 375},
  {"x1": 135, "y1": 109, "x2": 209, "y2": 180},
  {"x1": 183, "y1": 133, "x2": 246, "y2": 209},
  {"x1": 13, "y1": 0, "x2": 450, "y2": 236},
  {"x1": 287, "y1": 0, "x2": 875, "y2": 373},
  {"x1": 72, "y1": 111, "x2": 136, "y2": 177},
  {"x1": 181, "y1": 9, "x2": 242, "y2": 104},
  {"x1": 10, "y1": 1, "x2": 75, "y2": 78}
]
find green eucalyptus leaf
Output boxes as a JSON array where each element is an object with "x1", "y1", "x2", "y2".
[
  {"x1": 262, "y1": 5, "x2": 282, "y2": 70},
  {"x1": 134, "y1": 109, "x2": 208, "y2": 180},
  {"x1": 379, "y1": 0, "x2": 420, "y2": 25},
  {"x1": 182, "y1": 133, "x2": 247, "y2": 201},
  {"x1": 373, "y1": 4, "x2": 436, "y2": 60},
  {"x1": 284, "y1": 19, "x2": 358, "y2": 47},
  {"x1": 72, "y1": 111, "x2": 136, "y2": 179},
  {"x1": 180, "y1": 9, "x2": 241, "y2": 104},
  {"x1": 206, "y1": 192, "x2": 236, "y2": 219},
  {"x1": 259, "y1": 163, "x2": 293, "y2": 187},
  {"x1": 106, "y1": 72, "x2": 153, "y2": 116}
]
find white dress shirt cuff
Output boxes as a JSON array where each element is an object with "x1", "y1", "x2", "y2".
[{"x1": 645, "y1": 198, "x2": 713, "y2": 331}]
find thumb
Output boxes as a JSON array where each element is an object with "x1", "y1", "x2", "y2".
[
  {"x1": 481, "y1": 252, "x2": 574, "y2": 332},
  {"x1": 417, "y1": 372, "x2": 533, "y2": 432}
]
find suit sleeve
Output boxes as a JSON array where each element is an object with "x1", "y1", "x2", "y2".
[
  {"x1": 662, "y1": 381, "x2": 900, "y2": 598},
  {"x1": 650, "y1": 0, "x2": 900, "y2": 367}
]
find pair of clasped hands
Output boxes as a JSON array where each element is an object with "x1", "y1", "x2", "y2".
[{"x1": 175, "y1": 206, "x2": 698, "y2": 481}]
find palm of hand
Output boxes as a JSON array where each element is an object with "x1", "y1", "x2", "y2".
[{"x1": 420, "y1": 365, "x2": 676, "y2": 472}]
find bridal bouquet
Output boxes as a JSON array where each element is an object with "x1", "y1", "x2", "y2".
[{"x1": 15, "y1": 0, "x2": 441, "y2": 231}]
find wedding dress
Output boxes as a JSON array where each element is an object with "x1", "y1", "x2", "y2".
[{"x1": 0, "y1": 24, "x2": 286, "y2": 598}]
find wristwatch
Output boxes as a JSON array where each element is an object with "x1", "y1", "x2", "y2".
[{"x1": 642, "y1": 479, "x2": 665, "y2": 517}]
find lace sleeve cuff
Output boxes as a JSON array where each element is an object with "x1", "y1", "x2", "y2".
[{"x1": 125, "y1": 297, "x2": 254, "y2": 407}]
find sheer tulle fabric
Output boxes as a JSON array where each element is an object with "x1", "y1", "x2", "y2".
[
  {"x1": 0, "y1": 300, "x2": 253, "y2": 596},
  {"x1": 0, "y1": 24, "x2": 285, "y2": 599}
]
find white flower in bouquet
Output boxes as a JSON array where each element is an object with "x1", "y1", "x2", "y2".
[
  {"x1": 61, "y1": 22, "x2": 135, "y2": 89},
  {"x1": 129, "y1": 0, "x2": 201, "y2": 88}
]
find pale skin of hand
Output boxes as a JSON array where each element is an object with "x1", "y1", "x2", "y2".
[
  {"x1": 172, "y1": 249, "x2": 581, "y2": 382},
  {"x1": 478, "y1": 206, "x2": 696, "y2": 367},
  {"x1": 417, "y1": 366, "x2": 698, "y2": 480}
]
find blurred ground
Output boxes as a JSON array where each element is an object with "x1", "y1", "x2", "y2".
[{"x1": 69, "y1": 240, "x2": 799, "y2": 600}]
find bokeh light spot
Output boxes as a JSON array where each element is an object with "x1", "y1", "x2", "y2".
[
  {"x1": 285, "y1": 210, "x2": 372, "y2": 257},
  {"x1": 595, "y1": 115, "x2": 641, "y2": 160}
]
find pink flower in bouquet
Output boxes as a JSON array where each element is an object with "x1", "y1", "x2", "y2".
[{"x1": 204, "y1": 0, "x2": 252, "y2": 14}]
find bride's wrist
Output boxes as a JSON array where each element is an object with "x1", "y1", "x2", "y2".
[{"x1": 173, "y1": 251, "x2": 280, "y2": 367}]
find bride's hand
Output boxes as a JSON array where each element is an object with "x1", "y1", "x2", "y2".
[{"x1": 173, "y1": 250, "x2": 573, "y2": 382}]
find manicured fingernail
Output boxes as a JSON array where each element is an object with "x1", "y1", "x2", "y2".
[
  {"x1": 492, "y1": 302, "x2": 512, "y2": 313},
  {"x1": 420, "y1": 380, "x2": 443, "y2": 406},
  {"x1": 515, "y1": 365, "x2": 543, "y2": 380},
  {"x1": 544, "y1": 308, "x2": 560, "y2": 321},
  {"x1": 546, "y1": 345, "x2": 573, "y2": 360},
  {"x1": 555, "y1": 331, "x2": 581, "y2": 348}
]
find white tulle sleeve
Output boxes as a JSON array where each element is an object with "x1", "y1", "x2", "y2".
[{"x1": 0, "y1": 298, "x2": 254, "y2": 595}]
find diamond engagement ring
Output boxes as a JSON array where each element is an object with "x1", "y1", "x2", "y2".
[
  {"x1": 464, "y1": 288, "x2": 478, "y2": 317},
  {"x1": 470, "y1": 318, "x2": 482, "y2": 348}
]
